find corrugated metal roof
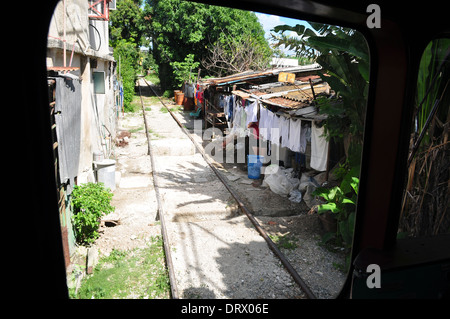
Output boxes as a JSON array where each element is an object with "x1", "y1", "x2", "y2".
[{"x1": 202, "y1": 63, "x2": 322, "y2": 86}]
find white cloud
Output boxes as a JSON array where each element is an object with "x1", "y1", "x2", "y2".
[{"x1": 255, "y1": 12, "x2": 281, "y2": 35}]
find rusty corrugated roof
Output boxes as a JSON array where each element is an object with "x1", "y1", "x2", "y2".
[{"x1": 202, "y1": 64, "x2": 322, "y2": 86}]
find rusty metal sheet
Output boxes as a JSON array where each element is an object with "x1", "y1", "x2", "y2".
[{"x1": 55, "y1": 77, "x2": 81, "y2": 194}]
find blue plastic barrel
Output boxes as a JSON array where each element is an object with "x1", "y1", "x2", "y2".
[{"x1": 247, "y1": 155, "x2": 264, "y2": 179}]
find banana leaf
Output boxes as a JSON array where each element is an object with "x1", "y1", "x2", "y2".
[
  {"x1": 272, "y1": 24, "x2": 316, "y2": 38},
  {"x1": 415, "y1": 39, "x2": 450, "y2": 139},
  {"x1": 317, "y1": 203, "x2": 340, "y2": 213},
  {"x1": 308, "y1": 35, "x2": 369, "y2": 61}
]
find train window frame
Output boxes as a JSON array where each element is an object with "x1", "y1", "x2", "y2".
[{"x1": 14, "y1": 0, "x2": 448, "y2": 300}]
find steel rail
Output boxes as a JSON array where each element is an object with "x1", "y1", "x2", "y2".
[
  {"x1": 141, "y1": 78, "x2": 317, "y2": 299},
  {"x1": 138, "y1": 80, "x2": 179, "y2": 299}
]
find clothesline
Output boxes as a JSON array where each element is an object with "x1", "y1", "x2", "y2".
[
  {"x1": 190, "y1": 82, "x2": 330, "y2": 172},
  {"x1": 220, "y1": 91, "x2": 329, "y2": 172}
]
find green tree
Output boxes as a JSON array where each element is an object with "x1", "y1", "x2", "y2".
[
  {"x1": 110, "y1": 0, "x2": 144, "y2": 111},
  {"x1": 144, "y1": 0, "x2": 271, "y2": 90},
  {"x1": 110, "y1": 0, "x2": 145, "y2": 47},
  {"x1": 202, "y1": 28, "x2": 272, "y2": 77},
  {"x1": 170, "y1": 54, "x2": 200, "y2": 87}
]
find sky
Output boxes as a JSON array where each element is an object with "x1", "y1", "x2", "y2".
[{"x1": 254, "y1": 12, "x2": 313, "y2": 57}]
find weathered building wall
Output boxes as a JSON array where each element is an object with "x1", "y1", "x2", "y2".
[
  {"x1": 48, "y1": 0, "x2": 116, "y2": 183},
  {"x1": 47, "y1": 0, "x2": 118, "y2": 260}
]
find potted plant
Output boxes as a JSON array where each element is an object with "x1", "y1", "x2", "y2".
[{"x1": 171, "y1": 54, "x2": 199, "y2": 107}]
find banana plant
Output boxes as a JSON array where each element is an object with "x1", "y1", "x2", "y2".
[
  {"x1": 272, "y1": 22, "x2": 368, "y2": 248},
  {"x1": 271, "y1": 22, "x2": 369, "y2": 152},
  {"x1": 312, "y1": 175, "x2": 359, "y2": 248},
  {"x1": 414, "y1": 39, "x2": 450, "y2": 148}
]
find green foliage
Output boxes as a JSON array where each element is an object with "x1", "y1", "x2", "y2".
[
  {"x1": 109, "y1": 0, "x2": 145, "y2": 47},
  {"x1": 312, "y1": 173, "x2": 359, "y2": 249},
  {"x1": 399, "y1": 39, "x2": 450, "y2": 238},
  {"x1": 145, "y1": 0, "x2": 271, "y2": 89},
  {"x1": 113, "y1": 39, "x2": 140, "y2": 111},
  {"x1": 414, "y1": 38, "x2": 450, "y2": 146},
  {"x1": 170, "y1": 54, "x2": 200, "y2": 88},
  {"x1": 313, "y1": 33, "x2": 368, "y2": 147},
  {"x1": 272, "y1": 23, "x2": 318, "y2": 58},
  {"x1": 110, "y1": 0, "x2": 145, "y2": 112},
  {"x1": 71, "y1": 183, "x2": 114, "y2": 245},
  {"x1": 269, "y1": 234, "x2": 298, "y2": 250},
  {"x1": 272, "y1": 22, "x2": 369, "y2": 152},
  {"x1": 74, "y1": 236, "x2": 170, "y2": 299}
]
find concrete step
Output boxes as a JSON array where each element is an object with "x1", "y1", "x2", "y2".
[{"x1": 151, "y1": 138, "x2": 195, "y2": 156}]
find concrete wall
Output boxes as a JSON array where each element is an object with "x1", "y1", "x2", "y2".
[
  {"x1": 48, "y1": 0, "x2": 90, "y2": 53},
  {"x1": 47, "y1": 0, "x2": 118, "y2": 258}
]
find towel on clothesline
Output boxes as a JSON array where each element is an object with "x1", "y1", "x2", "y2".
[
  {"x1": 310, "y1": 122, "x2": 329, "y2": 172},
  {"x1": 245, "y1": 100, "x2": 258, "y2": 126},
  {"x1": 288, "y1": 118, "x2": 301, "y2": 153},
  {"x1": 280, "y1": 116, "x2": 290, "y2": 148}
]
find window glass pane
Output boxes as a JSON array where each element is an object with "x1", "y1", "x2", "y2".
[
  {"x1": 93, "y1": 71, "x2": 105, "y2": 94},
  {"x1": 398, "y1": 38, "x2": 450, "y2": 238}
]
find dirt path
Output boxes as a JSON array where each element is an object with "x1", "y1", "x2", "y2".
[
  {"x1": 91, "y1": 106, "x2": 161, "y2": 256},
  {"x1": 141, "y1": 80, "x2": 306, "y2": 299}
]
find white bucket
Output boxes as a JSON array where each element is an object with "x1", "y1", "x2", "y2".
[{"x1": 94, "y1": 159, "x2": 116, "y2": 191}]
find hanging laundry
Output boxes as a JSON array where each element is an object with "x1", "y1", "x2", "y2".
[
  {"x1": 223, "y1": 95, "x2": 230, "y2": 123},
  {"x1": 193, "y1": 85, "x2": 197, "y2": 105},
  {"x1": 259, "y1": 105, "x2": 268, "y2": 141},
  {"x1": 229, "y1": 101, "x2": 247, "y2": 138},
  {"x1": 288, "y1": 118, "x2": 301, "y2": 152},
  {"x1": 219, "y1": 94, "x2": 225, "y2": 109},
  {"x1": 248, "y1": 122, "x2": 259, "y2": 140},
  {"x1": 280, "y1": 116, "x2": 290, "y2": 149},
  {"x1": 311, "y1": 121, "x2": 329, "y2": 172},
  {"x1": 245, "y1": 100, "x2": 258, "y2": 126},
  {"x1": 271, "y1": 114, "x2": 281, "y2": 145},
  {"x1": 228, "y1": 95, "x2": 234, "y2": 123},
  {"x1": 230, "y1": 102, "x2": 242, "y2": 135},
  {"x1": 266, "y1": 109, "x2": 274, "y2": 142},
  {"x1": 299, "y1": 121, "x2": 308, "y2": 154},
  {"x1": 240, "y1": 103, "x2": 248, "y2": 137},
  {"x1": 197, "y1": 90, "x2": 204, "y2": 105}
]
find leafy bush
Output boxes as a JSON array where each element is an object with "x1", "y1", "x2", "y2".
[
  {"x1": 71, "y1": 182, "x2": 114, "y2": 245},
  {"x1": 113, "y1": 39, "x2": 139, "y2": 112},
  {"x1": 312, "y1": 173, "x2": 359, "y2": 249}
]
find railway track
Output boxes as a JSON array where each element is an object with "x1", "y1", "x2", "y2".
[{"x1": 137, "y1": 77, "x2": 317, "y2": 299}]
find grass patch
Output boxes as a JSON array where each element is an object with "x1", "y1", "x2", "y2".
[
  {"x1": 160, "y1": 105, "x2": 183, "y2": 114},
  {"x1": 72, "y1": 236, "x2": 170, "y2": 299},
  {"x1": 129, "y1": 126, "x2": 144, "y2": 133},
  {"x1": 269, "y1": 233, "x2": 298, "y2": 250},
  {"x1": 170, "y1": 105, "x2": 183, "y2": 112},
  {"x1": 145, "y1": 73, "x2": 160, "y2": 86},
  {"x1": 128, "y1": 96, "x2": 142, "y2": 113}
]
